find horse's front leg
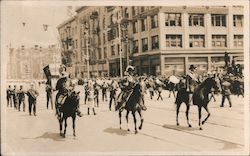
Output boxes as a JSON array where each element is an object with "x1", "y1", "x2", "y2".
[
  {"x1": 119, "y1": 110, "x2": 122, "y2": 129},
  {"x1": 186, "y1": 103, "x2": 192, "y2": 127},
  {"x1": 63, "y1": 117, "x2": 67, "y2": 137},
  {"x1": 176, "y1": 102, "x2": 181, "y2": 126},
  {"x1": 126, "y1": 111, "x2": 130, "y2": 131},
  {"x1": 138, "y1": 109, "x2": 144, "y2": 130},
  {"x1": 132, "y1": 112, "x2": 137, "y2": 134},
  {"x1": 202, "y1": 106, "x2": 210, "y2": 125},
  {"x1": 72, "y1": 115, "x2": 76, "y2": 137},
  {"x1": 59, "y1": 114, "x2": 63, "y2": 136},
  {"x1": 198, "y1": 106, "x2": 202, "y2": 130}
]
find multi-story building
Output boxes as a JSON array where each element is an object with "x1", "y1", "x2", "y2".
[
  {"x1": 58, "y1": 6, "x2": 244, "y2": 78},
  {"x1": 57, "y1": 16, "x2": 79, "y2": 77},
  {"x1": 7, "y1": 45, "x2": 61, "y2": 80}
]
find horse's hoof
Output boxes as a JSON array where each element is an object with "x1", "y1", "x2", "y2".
[
  {"x1": 188, "y1": 124, "x2": 192, "y2": 128},
  {"x1": 73, "y1": 134, "x2": 76, "y2": 137},
  {"x1": 135, "y1": 130, "x2": 138, "y2": 134},
  {"x1": 139, "y1": 126, "x2": 142, "y2": 130},
  {"x1": 127, "y1": 129, "x2": 130, "y2": 131},
  {"x1": 199, "y1": 127, "x2": 203, "y2": 130},
  {"x1": 177, "y1": 123, "x2": 179, "y2": 126},
  {"x1": 202, "y1": 121, "x2": 205, "y2": 125},
  {"x1": 119, "y1": 127, "x2": 122, "y2": 130}
]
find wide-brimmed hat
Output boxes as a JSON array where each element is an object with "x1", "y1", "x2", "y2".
[{"x1": 189, "y1": 65, "x2": 197, "y2": 70}]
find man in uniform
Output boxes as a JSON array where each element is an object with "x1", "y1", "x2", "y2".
[
  {"x1": 220, "y1": 75, "x2": 232, "y2": 107},
  {"x1": 55, "y1": 65, "x2": 82, "y2": 117},
  {"x1": 186, "y1": 65, "x2": 198, "y2": 105},
  {"x1": 117, "y1": 66, "x2": 147, "y2": 111},
  {"x1": 26, "y1": 83, "x2": 39, "y2": 116},
  {"x1": 17, "y1": 85, "x2": 26, "y2": 112},
  {"x1": 6, "y1": 85, "x2": 12, "y2": 107}
]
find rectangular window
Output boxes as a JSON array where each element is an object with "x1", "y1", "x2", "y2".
[
  {"x1": 234, "y1": 35, "x2": 243, "y2": 47},
  {"x1": 133, "y1": 40, "x2": 138, "y2": 53},
  {"x1": 166, "y1": 35, "x2": 182, "y2": 48},
  {"x1": 211, "y1": 14, "x2": 226, "y2": 27},
  {"x1": 189, "y1": 14, "x2": 204, "y2": 26},
  {"x1": 103, "y1": 33, "x2": 106, "y2": 44},
  {"x1": 189, "y1": 35, "x2": 205, "y2": 48},
  {"x1": 142, "y1": 38, "x2": 148, "y2": 52},
  {"x1": 124, "y1": 8, "x2": 129, "y2": 18},
  {"x1": 98, "y1": 48, "x2": 102, "y2": 59},
  {"x1": 75, "y1": 39, "x2": 78, "y2": 49},
  {"x1": 111, "y1": 45, "x2": 115, "y2": 56},
  {"x1": 117, "y1": 44, "x2": 120, "y2": 55},
  {"x1": 151, "y1": 14, "x2": 158, "y2": 28},
  {"x1": 141, "y1": 18, "x2": 147, "y2": 32},
  {"x1": 152, "y1": 35, "x2": 159, "y2": 50},
  {"x1": 233, "y1": 15, "x2": 243, "y2": 27},
  {"x1": 104, "y1": 47, "x2": 107, "y2": 58},
  {"x1": 165, "y1": 13, "x2": 182, "y2": 26},
  {"x1": 212, "y1": 35, "x2": 227, "y2": 47},
  {"x1": 141, "y1": 7, "x2": 145, "y2": 13},
  {"x1": 133, "y1": 21, "x2": 138, "y2": 33},
  {"x1": 132, "y1": 7, "x2": 138, "y2": 16}
]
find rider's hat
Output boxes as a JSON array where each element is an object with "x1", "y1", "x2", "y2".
[{"x1": 189, "y1": 65, "x2": 196, "y2": 70}]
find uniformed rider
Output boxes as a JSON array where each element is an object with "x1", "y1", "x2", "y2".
[
  {"x1": 186, "y1": 65, "x2": 199, "y2": 105},
  {"x1": 117, "y1": 66, "x2": 147, "y2": 111},
  {"x1": 55, "y1": 65, "x2": 82, "y2": 117}
]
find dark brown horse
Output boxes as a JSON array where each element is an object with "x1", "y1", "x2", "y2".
[
  {"x1": 175, "y1": 77, "x2": 220, "y2": 130},
  {"x1": 115, "y1": 83, "x2": 144, "y2": 134},
  {"x1": 58, "y1": 91, "x2": 80, "y2": 137}
]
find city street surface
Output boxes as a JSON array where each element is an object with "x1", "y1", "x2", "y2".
[{"x1": 2, "y1": 84, "x2": 246, "y2": 155}]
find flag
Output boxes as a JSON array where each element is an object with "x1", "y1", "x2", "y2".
[{"x1": 43, "y1": 65, "x2": 52, "y2": 85}]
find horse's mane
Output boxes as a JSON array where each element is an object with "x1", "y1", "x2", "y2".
[{"x1": 197, "y1": 77, "x2": 214, "y2": 90}]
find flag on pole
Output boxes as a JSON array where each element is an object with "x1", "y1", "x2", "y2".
[{"x1": 43, "y1": 65, "x2": 52, "y2": 85}]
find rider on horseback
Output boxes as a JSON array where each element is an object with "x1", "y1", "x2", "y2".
[
  {"x1": 55, "y1": 65, "x2": 82, "y2": 117},
  {"x1": 186, "y1": 65, "x2": 199, "y2": 105},
  {"x1": 117, "y1": 66, "x2": 147, "y2": 111}
]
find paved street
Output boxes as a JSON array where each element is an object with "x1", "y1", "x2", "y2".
[{"x1": 1, "y1": 84, "x2": 246, "y2": 155}]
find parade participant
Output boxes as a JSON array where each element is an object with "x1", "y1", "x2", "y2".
[
  {"x1": 186, "y1": 65, "x2": 198, "y2": 105},
  {"x1": 109, "y1": 80, "x2": 118, "y2": 111},
  {"x1": 94, "y1": 81, "x2": 100, "y2": 107},
  {"x1": 45, "y1": 81, "x2": 53, "y2": 109},
  {"x1": 12, "y1": 85, "x2": 18, "y2": 109},
  {"x1": 26, "y1": 83, "x2": 39, "y2": 116},
  {"x1": 84, "y1": 81, "x2": 89, "y2": 105},
  {"x1": 220, "y1": 75, "x2": 232, "y2": 107},
  {"x1": 117, "y1": 66, "x2": 147, "y2": 111},
  {"x1": 156, "y1": 78, "x2": 163, "y2": 101},
  {"x1": 148, "y1": 77, "x2": 155, "y2": 100},
  {"x1": 6, "y1": 85, "x2": 12, "y2": 107},
  {"x1": 101, "y1": 81, "x2": 108, "y2": 102},
  {"x1": 139, "y1": 77, "x2": 147, "y2": 105},
  {"x1": 55, "y1": 65, "x2": 82, "y2": 117},
  {"x1": 17, "y1": 85, "x2": 26, "y2": 112},
  {"x1": 87, "y1": 80, "x2": 96, "y2": 115}
]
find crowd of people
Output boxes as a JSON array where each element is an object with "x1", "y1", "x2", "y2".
[{"x1": 6, "y1": 55, "x2": 244, "y2": 117}]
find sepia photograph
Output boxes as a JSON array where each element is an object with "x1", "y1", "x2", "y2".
[{"x1": 1, "y1": 0, "x2": 249, "y2": 155}]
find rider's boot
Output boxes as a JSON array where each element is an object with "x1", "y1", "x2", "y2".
[{"x1": 76, "y1": 109, "x2": 83, "y2": 117}]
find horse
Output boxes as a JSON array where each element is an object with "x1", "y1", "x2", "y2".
[
  {"x1": 115, "y1": 83, "x2": 144, "y2": 134},
  {"x1": 175, "y1": 77, "x2": 220, "y2": 130},
  {"x1": 58, "y1": 91, "x2": 80, "y2": 137}
]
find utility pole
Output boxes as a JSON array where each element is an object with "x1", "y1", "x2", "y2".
[
  {"x1": 118, "y1": 19, "x2": 123, "y2": 78},
  {"x1": 85, "y1": 27, "x2": 90, "y2": 79}
]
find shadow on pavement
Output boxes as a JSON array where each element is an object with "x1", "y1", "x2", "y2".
[
  {"x1": 103, "y1": 127, "x2": 129, "y2": 136},
  {"x1": 162, "y1": 124, "x2": 199, "y2": 131},
  {"x1": 34, "y1": 132, "x2": 65, "y2": 142}
]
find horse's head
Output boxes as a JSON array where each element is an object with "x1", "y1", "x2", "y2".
[
  {"x1": 67, "y1": 91, "x2": 80, "y2": 106},
  {"x1": 202, "y1": 77, "x2": 220, "y2": 91}
]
